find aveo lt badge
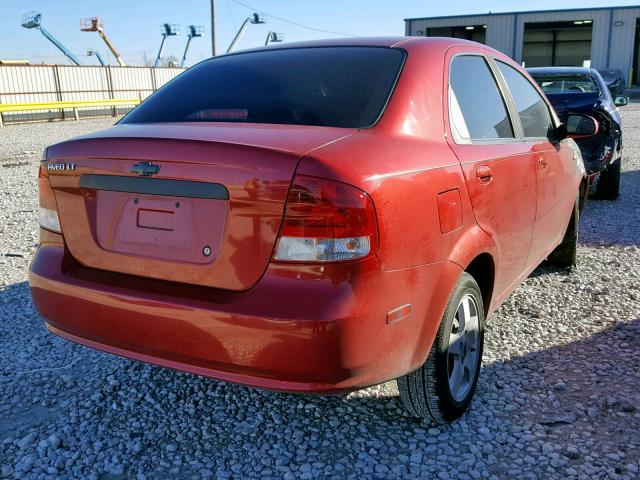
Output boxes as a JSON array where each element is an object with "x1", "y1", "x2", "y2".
[{"x1": 47, "y1": 162, "x2": 76, "y2": 172}]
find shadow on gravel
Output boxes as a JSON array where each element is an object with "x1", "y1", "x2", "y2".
[
  {"x1": 580, "y1": 170, "x2": 640, "y2": 247},
  {"x1": 527, "y1": 261, "x2": 569, "y2": 279},
  {"x1": 2, "y1": 272, "x2": 639, "y2": 478}
]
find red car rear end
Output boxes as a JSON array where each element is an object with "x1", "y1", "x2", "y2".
[{"x1": 30, "y1": 38, "x2": 585, "y2": 422}]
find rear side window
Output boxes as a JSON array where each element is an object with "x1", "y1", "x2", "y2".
[
  {"x1": 497, "y1": 62, "x2": 554, "y2": 138},
  {"x1": 121, "y1": 47, "x2": 405, "y2": 128},
  {"x1": 449, "y1": 55, "x2": 514, "y2": 142}
]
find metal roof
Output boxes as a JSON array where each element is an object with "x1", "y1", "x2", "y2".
[{"x1": 404, "y1": 5, "x2": 640, "y2": 22}]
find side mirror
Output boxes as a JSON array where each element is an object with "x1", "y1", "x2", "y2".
[
  {"x1": 614, "y1": 96, "x2": 629, "y2": 107},
  {"x1": 561, "y1": 114, "x2": 599, "y2": 139}
]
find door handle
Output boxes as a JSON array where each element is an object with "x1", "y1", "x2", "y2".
[
  {"x1": 538, "y1": 155, "x2": 548, "y2": 170},
  {"x1": 476, "y1": 165, "x2": 493, "y2": 184}
]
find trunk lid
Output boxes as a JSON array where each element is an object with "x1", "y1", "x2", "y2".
[{"x1": 46, "y1": 122, "x2": 354, "y2": 289}]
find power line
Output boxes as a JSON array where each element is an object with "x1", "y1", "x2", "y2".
[
  {"x1": 230, "y1": 0, "x2": 358, "y2": 37},
  {"x1": 226, "y1": 0, "x2": 238, "y2": 31}
]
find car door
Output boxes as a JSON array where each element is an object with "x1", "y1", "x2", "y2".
[
  {"x1": 444, "y1": 50, "x2": 537, "y2": 299},
  {"x1": 494, "y1": 60, "x2": 577, "y2": 268}
]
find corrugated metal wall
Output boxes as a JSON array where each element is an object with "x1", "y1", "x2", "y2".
[
  {"x1": 0, "y1": 65, "x2": 184, "y2": 104},
  {"x1": 609, "y1": 8, "x2": 640, "y2": 80},
  {"x1": 406, "y1": 15, "x2": 514, "y2": 55},
  {"x1": 406, "y1": 7, "x2": 640, "y2": 84},
  {"x1": 0, "y1": 65, "x2": 184, "y2": 124}
]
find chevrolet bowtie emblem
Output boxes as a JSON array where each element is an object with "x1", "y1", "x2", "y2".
[{"x1": 131, "y1": 162, "x2": 160, "y2": 177}]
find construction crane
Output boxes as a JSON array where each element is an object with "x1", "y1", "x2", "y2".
[
  {"x1": 180, "y1": 25, "x2": 204, "y2": 67},
  {"x1": 226, "y1": 13, "x2": 265, "y2": 54},
  {"x1": 21, "y1": 11, "x2": 81, "y2": 65},
  {"x1": 264, "y1": 31, "x2": 284, "y2": 46},
  {"x1": 80, "y1": 17, "x2": 126, "y2": 66},
  {"x1": 155, "y1": 24, "x2": 179, "y2": 67},
  {"x1": 86, "y1": 49, "x2": 106, "y2": 66}
]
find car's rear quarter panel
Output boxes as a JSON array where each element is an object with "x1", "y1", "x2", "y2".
[{"x1": 295, "y1": 41, "x2": 499, "y2": 367}]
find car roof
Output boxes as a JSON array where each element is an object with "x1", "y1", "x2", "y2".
[
  {"x1": 226, "y1": 36, "x2": 497, "y2": 55},
  {"x1": 241, "y1": 36, "x2": 412, "y2": 50},
  {"x1": 598, "y1": 68, "x2": 623, "y2": 74},
  {"x1": 527, "y1": 66, "x2": 594, "y2": 76}
]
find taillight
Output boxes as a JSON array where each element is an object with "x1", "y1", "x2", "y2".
[
  {"x1": 273, "y1": 175, "x2": 378, "y2": 262},
  {"x1": 38, "y1": 155, "x2": 61, "y2": 233}
]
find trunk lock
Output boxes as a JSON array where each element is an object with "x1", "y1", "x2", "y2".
[{"x1": 202, "y1": 246, "x2": 212, "y2": 257}]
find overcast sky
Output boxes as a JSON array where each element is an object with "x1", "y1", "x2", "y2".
[{"x1": 1, "y1": 0, "x2": 637, "y2": 66}]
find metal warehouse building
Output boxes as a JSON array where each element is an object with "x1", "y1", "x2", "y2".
[{"x1": 405, "y1": 5, "x2": 640, "y2": 86}]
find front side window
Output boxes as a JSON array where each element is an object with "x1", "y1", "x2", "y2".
[
  {"x1": 449, "y1": 55, "x2": 514, "y2": 142},
  {"x1": 497, "y1": 61, "x2": 554, "y2": 138},
  {"x1": 121, "y1": 47, "x2": 405, "y2": 129}
]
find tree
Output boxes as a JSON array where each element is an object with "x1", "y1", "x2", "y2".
[{"x1": 142, "y1": 52, "x2": 180, "y2": 67}]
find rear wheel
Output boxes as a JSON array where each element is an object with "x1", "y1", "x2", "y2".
[
  {"x1": 547, "y1": 193, "x2": 579, "y2": 269},
  {"x1": 596, "y1": 158, "x2": 621, "y2": 200},
  {"x1": 397, "y1": 273, "x2": 484, "y2": 423}
]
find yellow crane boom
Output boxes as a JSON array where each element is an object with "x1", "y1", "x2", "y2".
[{"x1": 80, "y1": 17, "x2": 126, "y2": 67}]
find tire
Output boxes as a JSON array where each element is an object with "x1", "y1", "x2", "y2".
[
  {"x1": 397, "y1": 272, "x2": 484, "y2": 423},
  {"x1": 595, "y1": 158, "x2": 621, "y2": 200},
  {"x1": 547, "y1": 193, "x2": 579, "y2": 269}
]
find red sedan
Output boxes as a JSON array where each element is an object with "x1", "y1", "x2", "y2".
[{"x1": 30, "y1": 37, "x2": 594, "y2": 422}]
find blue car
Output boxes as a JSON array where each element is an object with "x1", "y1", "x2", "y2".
[
  {"x1": 598, "y1": 68, "x2": 626, "y2": 97},
  {"x1": 528, "y1": 67, "x2": 627, "y2": 200}
]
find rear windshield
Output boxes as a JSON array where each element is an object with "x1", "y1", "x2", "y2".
[
  {"x1": 531, "y1": 74, "x2": 599, "y2": 94},
  {"x1": 122, "y1": 47, "x2": 405, "y2": 128}
]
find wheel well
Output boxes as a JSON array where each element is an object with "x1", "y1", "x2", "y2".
[
  {"x1": 579, "y1": 177, "x2": 589, "y2": 214},
  {"x1": 465, "y1": 253, "x2": 495, "y2": 317}
]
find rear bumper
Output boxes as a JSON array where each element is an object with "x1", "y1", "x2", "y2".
[{"x1": 29, "y1": 245, "x2": 461, "y2": 393}]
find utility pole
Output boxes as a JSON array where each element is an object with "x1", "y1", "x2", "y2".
[{"x1": 210, "y1": 0, "x2": 216, "y2": 56}]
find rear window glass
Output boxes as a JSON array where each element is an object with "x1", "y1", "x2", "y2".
[
  {"x1": 531, "y1": 74, "x2": 598, "y2": 94},
  {"x1": 121, "y1": 47, "x2": 405, "y2": 128}
]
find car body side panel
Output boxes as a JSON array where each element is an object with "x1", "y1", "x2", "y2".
[
  {"x1": 441, "y1": 45, "x2": 537, "y2": 301},
  {"x1": 527, "y1": 138, "x2": 581, "y2": 266},
  {"x1": 449, "y1": 145, "x2": 536, "y2": 299}
]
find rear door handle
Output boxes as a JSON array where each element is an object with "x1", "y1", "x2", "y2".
[
  {"x1": 476, "y1": 165, "x2": 493, "y2": 184},
  {"x1": 538, "y1": 155, "x2": 548, "y2": 170}
]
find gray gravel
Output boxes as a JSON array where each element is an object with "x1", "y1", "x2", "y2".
[{"x1": 1, "y1": 113, "x2": 639, "y2": 480}]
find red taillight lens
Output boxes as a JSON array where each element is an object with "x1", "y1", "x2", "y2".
[
  {"x1": 274, "y1": 175, "x2": 378, "y2": 262},
  {"x1": 38, "y1": 162, "x2": 61, "y2": 233}
]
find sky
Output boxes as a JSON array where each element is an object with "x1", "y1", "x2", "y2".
[{"x1": 1, "y1": 0, "x2": 638, "y2": 66}]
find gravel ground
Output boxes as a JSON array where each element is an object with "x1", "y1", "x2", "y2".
[{"x1": 1, "y1": 112, "x2": 639, "y2": 480}]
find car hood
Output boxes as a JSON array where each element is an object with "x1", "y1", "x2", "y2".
[{"x1": 599, "y1": 72, "x2": 620, "y2": 84}]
